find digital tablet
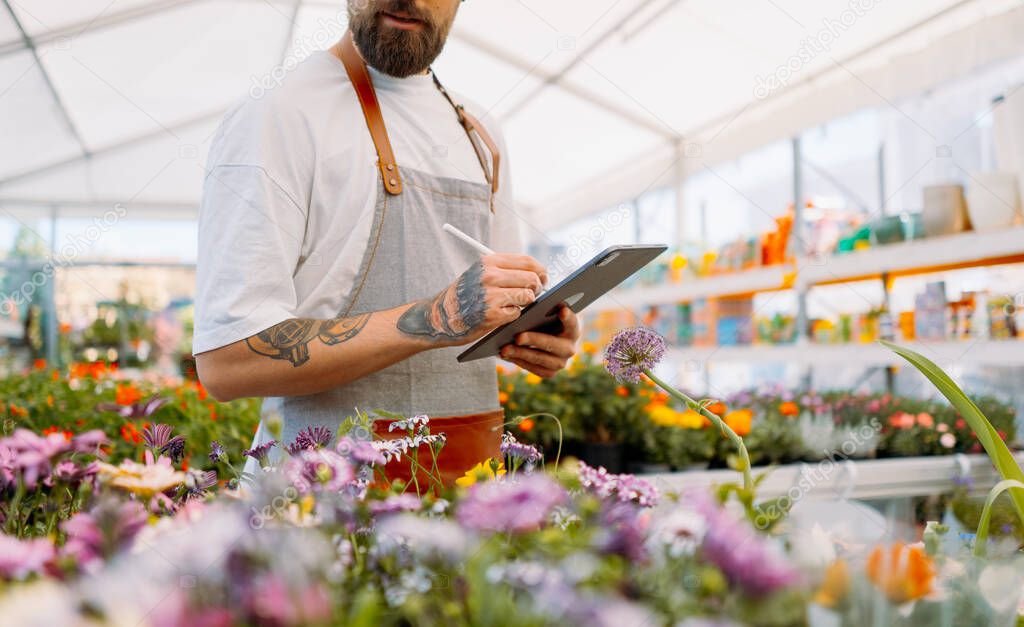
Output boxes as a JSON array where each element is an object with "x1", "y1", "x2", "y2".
[{"x1": 457, "y1": 244, "x2": 667, "y2": 363}]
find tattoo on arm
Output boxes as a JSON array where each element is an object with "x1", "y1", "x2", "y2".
[
  {"x1": 246, "y1": 312, "x2": 372, "y2": 367},
  {"x1": 397, "y1": 261, "x2": 487, "y2": 341}
]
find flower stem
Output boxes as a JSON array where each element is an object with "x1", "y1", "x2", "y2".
[{"x1": 643, "y1": 369, "x2": 753, "y2": 492}]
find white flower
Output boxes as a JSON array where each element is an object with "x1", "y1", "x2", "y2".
[
  {"x1": 940, "y1": 433, "x2": 956, "y2": 449},
  {"x1": 789, "y1": 523, "x2": 837, "y2": 582}
]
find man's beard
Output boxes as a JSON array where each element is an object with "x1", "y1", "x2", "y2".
[{"x1": 348, "y1": 0, "x2": 450, "y2": 78}]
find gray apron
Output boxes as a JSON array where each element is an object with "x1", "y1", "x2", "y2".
[{"x1": 244, "y1": 34, "x2": 502, "y2": 477}]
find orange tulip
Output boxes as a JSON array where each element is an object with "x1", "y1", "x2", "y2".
[
  {"x1": 866, "y1": 543, "x2": 935, "y2": 604},
  {"x1": 779, "y1": 401, "x2": 799, "y2": 416}
]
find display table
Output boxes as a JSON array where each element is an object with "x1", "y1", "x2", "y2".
[{"x1": 643, "y1": 453, "x2": 1024, "y2": 501}]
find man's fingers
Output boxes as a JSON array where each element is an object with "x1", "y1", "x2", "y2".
[
  {"x1": 557, "y1": 306, "x2": 580, "y2": 339},
  {"x1": 493, "y1": 287, "x2": 536, "y2": 309},
  {"x1": 484, "y1": 254, "x2": 548, "y2": 285},
  {"x1": 485, "y1": 268, "x2": 544, "y2": 294},
  {"x1": 505, "y1": 357, "x2": 557, "y2": 379},
  {"x1": 501, "y1": 345, "x2": 566, "y2": 371},
  {"x1": 514, "y1": 332, "x2": 575, "y2": 359}
]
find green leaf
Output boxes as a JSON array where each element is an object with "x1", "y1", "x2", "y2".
[
  {"x1": 880, "y1": 340, "x2": 1024, "y2": 528},
  {"x1": 974, "y1": 479, "x2": 1024, "y2": 556}
]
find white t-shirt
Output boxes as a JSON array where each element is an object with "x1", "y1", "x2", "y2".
[{"x1": 193, "y1": 51, "x2": 525, "y2": 354}]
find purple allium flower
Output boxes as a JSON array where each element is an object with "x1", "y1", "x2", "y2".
[
  {"x1": 283, "y1": 449, "x2": 354, "y2": 494},
  {"x1": 576, "y1": 461, "x2": 660, "y2": 508},
  {"x1": 61, "y1": 500, "x2": 147, "y2": 571},
  {"x1": 243, "y1": 440, "x2": 277, "y2": 467},
  {"x1": 457, "y1": 473, "x2": 567, "y2": 534},
  {"x1": 142, "y1": 423, "x2": 173, "y2": 450},
  {"x1": 0, "y1": 534, "x2": 55, "y2": 580},
  {"x1": 336, "y1": 436, "x2": 387, "y2": 466},
  {"x1": 500, "y1": 433, "x2": 542, "y2": 466},
  {"x1": 604, "y1": 327, "x2": 666, "y2": 383},
  {"x1": 688, "y1": 490, "x2": 800, "y2": 596},
  {"x1": 96, "y1": 396, "x2": 168, "y2": 419},
  {"x1": 159, "y1": 435, "x2": 186, "y2": 463},
  {"x1": 287, "y1": 425, "x2": 334, "y2": 455},
  {"x1": 370, "y1": 493, "x2": 422, "y2": 517},
  {"x1": 209, "y1": 440, "x2": 226, "y2": 463}
]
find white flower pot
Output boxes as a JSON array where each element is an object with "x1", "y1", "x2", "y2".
[{"x1": 966, "y1": 171, "x2": 1022, "y2": 231}]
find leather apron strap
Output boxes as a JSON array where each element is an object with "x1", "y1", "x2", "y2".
[{"x1": 334, "y1": 31, "x2": 500, "y2": 210}]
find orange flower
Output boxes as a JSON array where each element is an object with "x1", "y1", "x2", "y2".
[
  {"x1": 194, "y1": 382, "x2": 208, "y2": 401},
  {"x1": 51, "y1": 370, "x2": 59, "y2": 381},
  {"x1": 723, "y1": 409, "x2": 753, "y2": 436},
  {"x1": 866, "y1": 543, "x2": 935, "y2": 604},
  {"x1": 916, "y1": 413, "x2": 934, "y2": 428},
  {"x1": 615, "y1": 386, "x2": 629, "y2": 397},
  {"x1": 59, "y1": 322, "x2": 72, "y2": 334},
  {"x1": 779, "y1": 401, "x2": 799, "y2": 417},
  {"x1": 32, "y1": 358, "x2": 46, "y2": 370},
  {"x1": 495, "y1": 364, "x2": 506, "y2": 375},
  {"x1": 9, "y1": 404, "x2": 28, "y2": 418},
  {"x1": 115, "y1": 383, "x2": 143, "y2": 407},
  {"x1": 120, "y1": 422, "x2": 142, "y2": 444},
  {"x1": 42, "y1": 426, "x2": 58, "y2": 436},
  {"x1": 814, "y1": 560, "x2": 850, "y2": 608},
  {"x1": 581, "y1": 341, "x2": 596, "y2": 355},
  {"x1": 518, "y1": 418, "x2": 534, "y2": 433},
  {"x1": 46, "y1": 395, "x2": 54, "y2": 407},
  {"x1": 498, "y1": 391, "x2": 510, "y2": 404},
  {"x1": 207, "y1": 403, "x2": 217, "y2": 421},
  {"x1": 705, "y1": 401, "x2": 727, "y2": 416}
]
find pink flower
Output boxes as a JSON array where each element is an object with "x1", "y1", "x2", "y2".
[
  {"x1": 916, "y1": 413, "x2": 934, "y2": 428},
  {"x1": 0, "y1": 534, "x2": 55, "y2": 580},
  {"x1": 940, "y1": 433, "x2": 956, "y2": 449},
  {"x1": 936, "y1": 423, "x2": 949, "y2": 433}
]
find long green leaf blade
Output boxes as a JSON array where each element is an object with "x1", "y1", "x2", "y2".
[{"x1": 880, "y1": 340, "x2": 1024, "y2": 524}]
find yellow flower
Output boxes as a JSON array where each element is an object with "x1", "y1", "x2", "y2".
[
  {"x1": 525, "y1": 373, "x2": 542, "y2": 385},
  {"x1": 676, "y1": 409, "x2": 705, "y2": 429},
  {"x1": 814, "y1": 560, "x2": 850, "y2": 608},
  {"x1": 581, "y1": 341, "x2": 596, "y2": 354},
  {"x1": 97, "y1": 459, "x2": 185, "y2": 498},
  {"x1": 648, "y1": 404, "x2": 678, "y2": 426},
  {"x1": 455, "y1": 458, "x2": 506, "y2": 488}
]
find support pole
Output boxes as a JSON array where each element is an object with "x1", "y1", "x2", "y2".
[
  {"x1": 44, "y1": 206, "x2": 58, "y2": 366},
  {"x1": 792, "y1": 137, "x2": 812, "y2": 391}
]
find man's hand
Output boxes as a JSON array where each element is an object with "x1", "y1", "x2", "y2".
[
  {"x1": 500, "y1": 305, "x2": 580, "y2": 378},
  {"x1": 397, "y1": 254, "x2": 548, "y2": 345}
]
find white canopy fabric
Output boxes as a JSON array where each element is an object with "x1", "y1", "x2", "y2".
[{"x1": 0, "y1": 0, "x2": 1020, "y2": 228}]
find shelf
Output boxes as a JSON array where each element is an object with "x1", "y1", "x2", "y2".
[
  {"x1": 590, "y1": 264, "x2": 795, "y2": 314},
  {"x1": 589, "y1": 229, "x2": 1024, "y2": 315},
  {"x1": 644, "y1": 453, "x2": 1022, "y2": 501},
  {"x1": 665, "y1": 340, "x2": 1024, "y2": 367},
  {"x1": 800, "y1": 226, "x2": 1024, "y2": 287}
]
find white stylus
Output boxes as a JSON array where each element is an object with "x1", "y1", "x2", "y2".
[{"x1": 442, "y1": 222, "x2": 495, "y2": 256}]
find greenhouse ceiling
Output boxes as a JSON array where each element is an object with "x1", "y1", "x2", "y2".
[{"x1": 0, "y1": 0, "x2": 1019, "y2": 226}]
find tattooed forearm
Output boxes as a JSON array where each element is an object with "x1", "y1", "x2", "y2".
[
  {"x1": 246, "y1": 312, "x2": 372, "y2": 366},
  {"x1": 397, "y1": 261, "x2": 487, "y2": 340}
]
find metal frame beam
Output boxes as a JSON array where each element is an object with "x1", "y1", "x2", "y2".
[
  {"x1": 2, "y1": 0, "x2": 90, "y2": 157},
  {"x1": 450, "y1": 29, "x2": 679, "y2": 141}
]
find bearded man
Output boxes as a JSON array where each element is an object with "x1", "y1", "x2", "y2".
[{"x1": 193, "y1": 0, "x2": 580, "y2": 484}]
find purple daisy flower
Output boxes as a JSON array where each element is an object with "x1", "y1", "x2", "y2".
[
  {"x1": 183, "y1": 469, "x2": 217, "y2": 500},
  {"x1": 336, "y1": 436, "x2": 386, "y2": 466},
  {"x1": 283, "y1": 449, "x2": 354, "y2": 494},
  {"x1": 286, "y1": 425, "x2": 334, "y2": 455},
  {"x1": 598, "y1": 501, "x2": 649, "y2": 562},
  {"x1": 0, "y1": 534, "x2": 55, "y2": 580},
  {"x1": 688, "y1": 490, "x2": 800, "y2": 596},
  {"x1": 60, "y1": 500, "x2": 147, "y2": 571},
  {"x1": 243, "y1": 440, "x2": 277, "y2": 467},
  {"x1": 142, "y1": 423, "x2": 173, "y2": 450},
  {"x1": 96, "y1": 395, "x2": 168, "y2": 419},
  {"x1": 604, "y1": 327, "x2": 666, "y2": 383},
  {"x1": 457, "y1": 473, "x2": 567, "y2": 534},
  {"x1": 370, "y1": 493, "x2": 422, "y2": 517}
]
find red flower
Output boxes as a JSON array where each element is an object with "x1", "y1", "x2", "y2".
[
  {"x1": 518, "y1": 418, "x2": 535, "y2": 433},
  {"x1": 32, "y1": 358, "x2": 46, "y2": 370}
]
